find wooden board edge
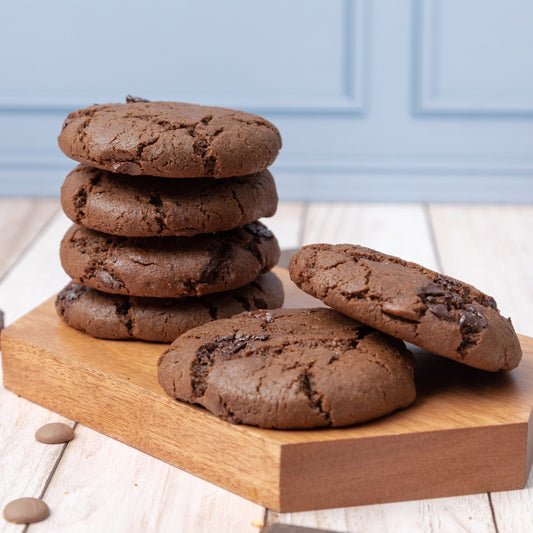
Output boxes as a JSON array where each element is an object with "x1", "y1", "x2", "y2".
[
  {"x1": 278, "y1": 423, "x2": 530, "y2": 512},
  {"x1": 526, "y1": 409, "x2": 533, "y2": 484},
  {"x1": 0, "y1": 330, "x2": 282, "y2": 511}
]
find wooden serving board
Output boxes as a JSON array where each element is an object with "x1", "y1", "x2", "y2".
[{"x1": 2, "y1": 267, "x2": 533, "y2": 512}]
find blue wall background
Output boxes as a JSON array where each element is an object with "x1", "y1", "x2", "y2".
[{"x1": 1, "y1": 0, "x2": 532, "y2": 201}]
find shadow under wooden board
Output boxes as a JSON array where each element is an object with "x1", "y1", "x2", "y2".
[{"x1": 2, "y1": 267, "x2": 533, "y2": 512}]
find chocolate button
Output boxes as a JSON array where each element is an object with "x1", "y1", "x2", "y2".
[
  {"x1": 3, "y1": 497, "x2": 49, "y2": 524},
  {"x1": 35, "y1": 422, "x2": 75, "y2": 444}
]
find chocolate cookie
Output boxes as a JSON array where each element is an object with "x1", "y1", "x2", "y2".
[
  {"x1": 289, "y1": 244, "x2": 522, "y2": 372},
  {"x1": 58, "y1": 101, "x2": 282, "y2": 178},
  {"x1": 157, "y1": 308, "x2": 416, "y2": 429},
  {"x1": 60, "y1": 222, "x2": 280, "y2": 298},
  {"x1": 61, "y1": 165, "x2": 278, "y2": 237},
  {"x1": 55, "y1": 272, "x2": 283, "y2": 342}
]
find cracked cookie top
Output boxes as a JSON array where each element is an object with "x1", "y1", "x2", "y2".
[
  {"x1": 59, "y1": 222, "x2": 280, "y2": 298},
  {"x1": 289, "y1": 244, "x2": 522, "y2": 372},
  {"x1": 58, "y1": 100, "x2": 282, "y2": 178},
  {"x1": 157, "y1": 308, "x2": 416, "y2": 429},
  {"x1": 54, "y1": 272, "x2": 283, "y2": 343},
  {"x1": 61, "y1": 164, "x2": 278, "y2": 237}
]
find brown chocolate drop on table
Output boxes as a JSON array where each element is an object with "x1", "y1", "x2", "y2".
[
  {"x1": 3, "y1": 498, "x2": 50, "y2": 524},
  {"x1": 35, "y1": 422, "x2": 75, "y2": 444}
]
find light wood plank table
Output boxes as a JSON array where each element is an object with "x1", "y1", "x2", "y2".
[{"x1": 1, "y1": 199, "x2": 532, "y2": 533}]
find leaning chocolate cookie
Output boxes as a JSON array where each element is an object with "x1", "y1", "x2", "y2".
[
  {"x1": 61, "y1": 165, "x2": 278, "y2": 237},
  {"x1": 289, "y1": 244, "x2": 522, "y2": 372},
  {"x1": 60, "y1": 222, "x2": 280, "y2": 298},
  {"x1": 157, "y1": 308, "x2": 416, "y2": 429},
  {"x1": 58, "y1": 101, "x2": 282, "y2": 178},
  {"x1": 55, "y1": 272, "x2": 283, "y2": 342}
]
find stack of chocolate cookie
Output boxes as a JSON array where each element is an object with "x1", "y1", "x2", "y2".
[{"x1": 54, "y1": 99, "x2": 284, "y2": 342}]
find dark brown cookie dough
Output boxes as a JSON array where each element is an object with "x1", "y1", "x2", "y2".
[
  {"x1": 157, "y1": 308, "x2": 416, "y2": 429},
  {"x1": 58, "y1": 101, "x2": 282, "y2": 178},
  {"x1": 61, "y1": 165, "x2": 278, "y2": 237},
  {"x1": 55, "y1": 272, "x2": 284, "y2": 342},
  {"x1": 289, "y1": 244, "x2": 522, "y2": 372},
  {"x1": 60, "y1": 222, "x2": 280, "y2": 298}
]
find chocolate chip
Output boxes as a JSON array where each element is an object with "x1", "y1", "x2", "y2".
[
  {"x1": 381, "y1": 302, "x2": 421, "y2": 322},
  {"x1": 0, "y1": 309, "x2": 4, "y2": 332},
  {"x1": 418, "y1": 283, "x2": 446, "y2": 298},
  {"x1": 3, "y1": 498, "x2": 50, "y2": 524},
  {"x1": 125, "y1": 95, "x2": 150, "y2": 103},
  {"x1": 427, "y1": 303, "x2": 455, "y2": 321},
  {"x1": 35, "y1": 422, "x2": 75, "y2": 444},
  {"x1": 111, "y1": 161, "x2": 142, "y2": 175},
  {"x1": 222, "y1": 334, "x2": 270, "y2": 358},
  {"x1": 208, "y1": 333, "x2": 270, "y2": 359},
  {"x1": 460, "y1": 307, "x2": 488, "y2": 333},
  {"x1": 243, "y1": 222, "x2": 273, "y2": 239},
  {"x1": 418, "y1": 282, "x2": 463, "y2": 307},
  {"x1": 434, "y1": 274, "x2": 463, "y2": 292}
]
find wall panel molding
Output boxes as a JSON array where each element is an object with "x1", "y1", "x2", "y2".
[
  {"x1": 3, "y1": 164, "x2": 532, "y2": 202},
  {"x1": 0, "y1": 0, "x2": 367, "y2": 116},
  {"x1": 414, "y1": 0, "x2": 533, "y2": 116},
  {"x1": 1, "y1": 0, "x2": 531, "y2": 201},
  {"x1": 3, "y1": 151, "x2": 532, "y2": 182}
]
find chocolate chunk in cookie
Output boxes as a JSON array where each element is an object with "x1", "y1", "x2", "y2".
[
  {"x1": 157, "y1": 308, "x2": 416, "y2": 429},
  {"x1": 55, "y1": 272, "x2": 284, "y2": 342},
  {"x1": 58, "y1": 101, "x2": 282, "y2": 178},
  {"x1": 289, "y1": 244, "x2": 522, "y2": 372},
  {"x1": 61, "y1": 164, "x2": 278, "y2": 237}
]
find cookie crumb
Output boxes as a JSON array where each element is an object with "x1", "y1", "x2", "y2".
[
  {"x1": 251, "y1": 519, "x2": 264, "y2": 528},
  {"x1": 126, "y1": 95, "x2": 149, "y2": 103}
]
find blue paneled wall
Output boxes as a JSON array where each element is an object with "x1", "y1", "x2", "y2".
[{"x1": 1, "y1": 0, "x2": 532, "y2": 201}]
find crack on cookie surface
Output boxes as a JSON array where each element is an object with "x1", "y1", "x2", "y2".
[
  {"x1": 298, "y1": 369, "x2": 331, "y2": 425},
  {"x1": 231, "y1": 188, "x2": 246, "y2": 219}
]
